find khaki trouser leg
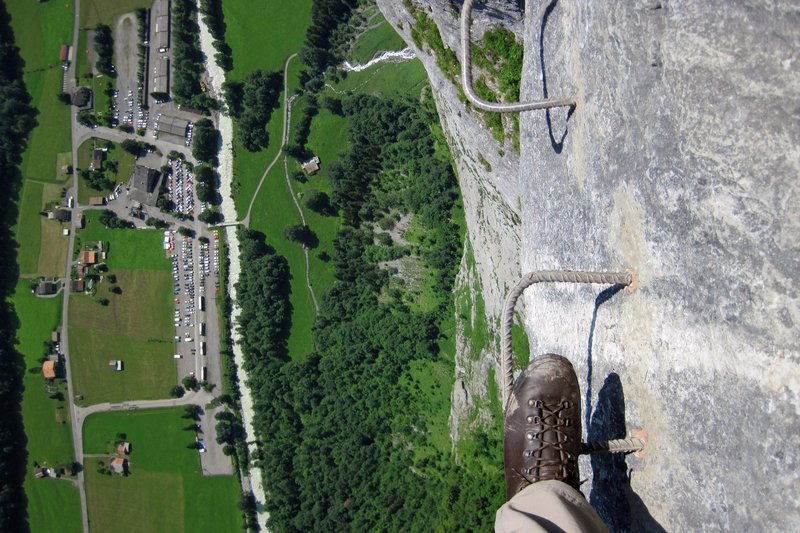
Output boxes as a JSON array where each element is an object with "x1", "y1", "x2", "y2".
[{"x1": 495, "y1": 480, "x2": 610, "y2": 533}]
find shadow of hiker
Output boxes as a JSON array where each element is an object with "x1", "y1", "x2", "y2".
[
  {"x1": 588, "y1": 374, "x2": 667, "y2": 532},
  {"x1": 540, "y1": 0, "x2": 575, "y2": 153}
]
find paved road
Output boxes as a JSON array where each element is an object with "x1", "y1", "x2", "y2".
[
  {"x1": 459, "y1": 0, "x2": 575, "y2": 112},
  {"x1": 72, "y1": 123, "x2": 197, "y2": 163}
]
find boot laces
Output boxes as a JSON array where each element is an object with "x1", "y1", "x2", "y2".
[{"x1": 518, "y1": 399, "x2": 576, "y2": 482}]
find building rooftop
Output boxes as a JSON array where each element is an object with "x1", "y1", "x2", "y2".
[{"x1": 42, "y1": 360, "x2": 56, "y2": 379}]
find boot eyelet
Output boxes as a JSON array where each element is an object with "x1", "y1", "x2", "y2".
[
  {"x1": 527, "y1": 399, "x2": 534, "y2": 406},
  {"x1": 526, "y1": 432, "x2": 534, "y2": 440},
  {"x1": 526, "y1": 415, "x2": 534, "y2": 424},
  {"x1": 562, "y1": 400, "x2": 571, "y2": 408}
]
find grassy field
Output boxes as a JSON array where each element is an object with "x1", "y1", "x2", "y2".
[
  {"x1": 76, "y1": 139, "x2": 135, "y2": 204},
  {"x1": 77, "y1": 210, "x2": 170, "y2": 271},
  {"x1": 224, "y1": 0, "x2": 311, "y2": 79},
  {"x1": 333, "y1": 57, "x2": 428, "y2": 100},
  {"x1": 83, "y1": 408, "x2": 241, "y2": 533},
  {"x1": 39, "y1": 218, "x2": 69, "y2": 277},
  {"x1": 69, "y1": 268, "x2": 175, "y2": 404},
  {"x1": 80, "y1": 0, "x2": 152, "y2": 27},
  {"x1": 13, "y1": 282, "x2": 83, "y2": 533},
  {"x1": 348, "y1": 15, "x2": 406, "y2": 64},
  {"x1": 16, "y1": 181, "x2": 45, "y2": 276},
  {"x1": 7, "y1": 0, "x2": 74, "y2": 183}
]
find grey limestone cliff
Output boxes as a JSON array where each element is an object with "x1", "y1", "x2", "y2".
[{"x1": 380, "y1": 0, "x2": 799, "y2": 531}]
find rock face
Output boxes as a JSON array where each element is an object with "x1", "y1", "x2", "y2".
[{"x1": 380, "y1": 0, "x2": 799, "y2": 531}]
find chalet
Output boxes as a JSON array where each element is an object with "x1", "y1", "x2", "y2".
[
  {"x1": 79, "y1": 250, "x2": 97, "y2": 265},
  {"x1": 51, "y1": 208, "x2": 71, "y2": 222},
  {"x1": 71, "y1": 279, "x2": 85, "y2": 293},
  {"x1": 42, "y1": 360, "x2": 56, "y2": 380},
  {"x1": 109, "y1": 457, "x2": 128, "y2": 475},
  {"x1": 71, "y1": 87, "x2": 91, "y2": 108},
  {"x1": 90, "y1": 149, "x2": 106, "y2": 171},
  {"x1": 302, "y1": 155, "x2": 320, "y2": 174},
  {"x1": 35, "y1": 281, "x2": 58, "y2": 296},
  {"x1": 89, "y1": 196, "x2": 105, "y2": 206}
]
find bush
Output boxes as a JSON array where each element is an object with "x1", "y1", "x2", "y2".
[{"x1": 170, "y1": 385, "x2": 185, "y2": 398}]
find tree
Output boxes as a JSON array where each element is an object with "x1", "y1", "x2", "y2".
[
  {"x1": 170, "y1": 385, "x2": 185, "y2": 398},
  {"x1": 57, "y1": 92, "x2": 71, "y2": 105},
  {"x1": 198, "y1": 209, "x2": 222, "y2": 224},
  {"x1": 109, "y1": 286, "x2": 122, "y2": 295},
  {"x1": 303, "y1": 189, "x2": 331, "y2": 214},
  {"x1": 191, "y1": 119, "x2": 220, "y2": 164},
  {"x1": 182, "y1": 375, "x2": 198, "y2": 391},
  {"x1": 97, "y1": 298, "x2": 109, "y2": 306},
  {"x1": 283, "y1": 224, "x2": 311, "y2": 245},
  {"x1": 77, "y1": 110, "x2": 97, "y2": 127},
  {"x1": 182, "y1": 404, "x2": 201, "y2": 419},
  {"x1": 177, "y1": 226, "x2": 194, "y2": 237},
  {"x1": 321, "y1": 95, "x2": 343, "y2": 115},
  {"x1": 150, "y1": 91, "x2": 169, "y2": 103}
]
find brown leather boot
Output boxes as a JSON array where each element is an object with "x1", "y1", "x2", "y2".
[{"x1": 504, "y1": 353, "x2": 582, "y2": 500}]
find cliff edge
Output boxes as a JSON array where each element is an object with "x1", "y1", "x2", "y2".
[{"x1": 380, "y1": 0, "x2": 799, "y2": 530}]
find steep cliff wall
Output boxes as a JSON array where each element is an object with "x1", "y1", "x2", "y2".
[
  {"x1": 378, "y1": 0, "x2": 526, "y2": 442},
  {"x1": 381, "y1": 0, "x2": 799, "y2": 530}
]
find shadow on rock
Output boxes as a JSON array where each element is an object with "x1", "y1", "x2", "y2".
[
  {"x1": 588, "y1": 374, "x2": 666, "y2": 533},
  {"x1": 540, "y1": 0, "x2": 575, "y2": 153}
]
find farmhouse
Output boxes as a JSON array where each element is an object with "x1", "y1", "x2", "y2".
[
  {"x1": 71, "y1": 87, "x2": 91, "y2": 108},
  {"x1": 79, "y1": 250, "x2": 97, "y2": 265},
  {"x1": 35, "y1": 281, "x2": 58, "y2": 296},
  {"x1": 71, "y1": 279, "x2": 85, "y2": 293},
  {"x1": 59, "y1": 44, "x2": 69, "y2": 62},
  {"x1": 50, "y1": 208, "x2": 71, "y2": 222},
  {"x1": 42, "y1": 360, "x2": 56, "y2": 379},
  {"x1": 302, "y1": 155, "x2": 320, "y2": 174},
  {"x1": 109, "y1": 457, "x2": 128, "y2": 475},
  {"x1": 90, "y1": 149, "x2": 106, "y2": 171}
]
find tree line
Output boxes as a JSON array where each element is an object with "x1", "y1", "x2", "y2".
[
  {"x1": 171, "y1": 0, "x2": 215, "y2": 112},
  {"x1": 199, "y1": 0, "x2": 232, "y2": 71},
  {"x1": 222, "y1": 70, "x2": 282, "y2": 152},
  {"x1": 93, "y1": 23, "x2": 115, "y2": 77},
  {"x1": 0, "y1": 2, "x2": 40, "y2": 529}
]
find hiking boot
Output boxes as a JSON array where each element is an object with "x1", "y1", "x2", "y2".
[{"x1": 504, "y1": 353, "x2": 582, "y2": 500}]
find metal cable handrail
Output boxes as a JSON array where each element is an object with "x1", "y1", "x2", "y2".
[
  {"x1": 499, "y1": 270, "x2": 644, "y2": 454},
  {"x1": 460, "y1": 0, "x2": 576, "y2": 113}
]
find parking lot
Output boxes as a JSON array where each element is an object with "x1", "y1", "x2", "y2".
[{"x1": 167, "y1": 159, "x2": 196, "y2": 215}]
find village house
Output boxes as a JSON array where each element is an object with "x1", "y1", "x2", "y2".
[
  {"x1": 34, "y1": 281, "x2": 58, "y2": 296},
  {"x1": 50, "y1": 208, "x2": 71, "y2": 222},
  {"x1": 71, "y1": 279, "x2": 85, "y2": 293},
  {"x1": 42, "y1": 360, "x2": 56, "y2": 380},
  {"x1": 71, "y1": 87, "x2": 91, "y2": 108},
  {"x1": 109, "y1": 457, "x2": 128, "y2": 475},
  {"x1": 79, "y1": 250, "x2": 97, "y2": 265},
  {"x1": 302, "y1": 155, "x2": 320, "y2": 174}
]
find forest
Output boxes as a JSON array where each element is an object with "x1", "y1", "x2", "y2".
[
  {"x1": 236, "y1": 93, "x2": 503, "y2": 530},
  {"x1": 171, "y1": 0, "x2": 215, "y2": 112},
  {"x1": 0, "y1": 1, "x2": 39, "y2": 529}
]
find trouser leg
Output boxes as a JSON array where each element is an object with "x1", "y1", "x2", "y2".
[{"x1": 495, "y1": 480, "x2": 610, "y2": 533}]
